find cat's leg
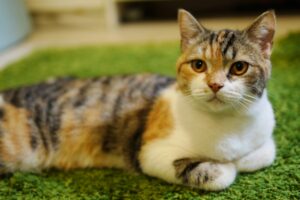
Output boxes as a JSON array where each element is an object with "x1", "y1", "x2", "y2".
[
  {"x1": 235, "y1": 138, "x2": 275, "y2": 172},
  {"x1": 139, "y1": 141, "x2": 237, "y2": 191}
]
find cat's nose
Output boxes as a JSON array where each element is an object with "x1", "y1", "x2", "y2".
[{"x1": 208, "y1": 83, "x2": 224, "y2": 93}]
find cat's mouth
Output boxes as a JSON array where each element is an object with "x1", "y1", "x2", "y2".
[{"x1": 207, "y1": 96, "x2": 225, "y2": 104}]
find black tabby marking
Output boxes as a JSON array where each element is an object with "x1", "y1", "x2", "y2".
[
  {"x1": 245, "y1": 66, "x2": 266, "y2": 97},
  {"x1": 99, "y1": 75, "x2": 175, "y2": 170},
  {"x1": 174, "y1": 158, "x2": 201, "y2": 184},
  {"x1": 2, "y1": 77, "x2": 75, "y2": 151},
  {"x1": 0, "y1": 109, "x2": 4, "y2": 119},
  {"x1": 222, "y1": 32, "x2": 236, "y2": 56},
  {"x1": 209, "y1": 33, "x2": 216, "y2": 46},
  {"x1": 174, "y1": 158, "x2": 220, "y2": 186},
  {"x1": 125, "y1": 105, "x2": 151, "y2": 170}
]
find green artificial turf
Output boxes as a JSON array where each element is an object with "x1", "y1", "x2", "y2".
[{"x1": 0, "y1": 33, "x2": 299, "y2": 200}]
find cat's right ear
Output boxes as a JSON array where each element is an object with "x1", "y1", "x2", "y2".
[
  {"x1": 244, "y1": 10, "x2": 276, "y2": 59},
  {"x1": 178, "y1": 9, "x2": 207, "y2": 52}
]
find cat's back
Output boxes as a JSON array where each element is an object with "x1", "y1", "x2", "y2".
[
  {"x1": 1, "y1": 74, "x2": 175, "y2": 113},
  {"x1": 0, "y1": 74, "x2": 175, "y2": 171}
]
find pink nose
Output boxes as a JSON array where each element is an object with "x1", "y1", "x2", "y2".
[{"x1": 208, "y1": 83, "x2": 224, "y2": 93}]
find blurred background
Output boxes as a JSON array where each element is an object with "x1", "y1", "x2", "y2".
[{"x1": 0, "y1": 0, "x2": 300, "y2": 68}]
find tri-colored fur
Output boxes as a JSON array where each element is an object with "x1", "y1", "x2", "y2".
[
  {"x1": 0, "y1": 10, "x2": 276, "y2": 191},
  {"x1": 0, "y1": 75, "x2": 174, "y2": 172}
]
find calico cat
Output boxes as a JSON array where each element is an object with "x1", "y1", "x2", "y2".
[{"x1": 0, "y1": 9, "x2": 276, "y2": 191}]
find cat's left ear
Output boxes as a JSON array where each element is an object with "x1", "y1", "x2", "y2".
[{"x1": 244, "y1": 10, "x2": 276, "y2": 58}]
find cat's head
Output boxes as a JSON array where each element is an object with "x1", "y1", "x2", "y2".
[{"x1": 176, "y1": 9, "x2": 276, "y2": 113}]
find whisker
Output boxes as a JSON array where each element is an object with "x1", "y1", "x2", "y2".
[
  {"x1": 242, "y1": 93, "x2": 258, "y2": 100},
  {"x1": 236, "y1": 101, "x2": 250, "y2": 112},
  {"x1": 241, "y1": 98, "x2": 255, "y2": 104},
  {"x1": 229, "y1": 101, "x2": 243, "y2": 115}
]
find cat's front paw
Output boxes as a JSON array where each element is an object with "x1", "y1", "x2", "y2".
[{"x1": 174, "y1": 158, "x2": 236, "y2": 191}]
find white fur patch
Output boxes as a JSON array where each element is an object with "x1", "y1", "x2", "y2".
[
  {"x1": 197, "y1": 47, "x2": 203, "y2": 56},
  {"x1": 235, "y1": 138, "x2": 276, "y2": 172},
  {"x1": 205, "y1": 46, "x2": 212, "y2": 59},
  {"x1": 225, "y1": 47, "x2": 233, "y2": 59},
  {"x1": 140, "y1": 86, "x2": 275, "y2": 190}
]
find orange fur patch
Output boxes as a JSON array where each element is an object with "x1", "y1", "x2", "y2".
[
  {"x1": 177, "y1": 61, "x2": 197, "y2": 92},
  {"x1": 0, "y1": 104, "x2": 32, "y2": 167},
  {"x1": 142, "y1": 98, "x2": 173, "y2": 144},
  {"x1": 53, "y1": 106, "x2": 124, "y2": 170},
  {"x1": 205, "y1": 42, "x2": 226, "y2": 85}
]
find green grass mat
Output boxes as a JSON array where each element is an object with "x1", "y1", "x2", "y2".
[{"x1": 0, "y1": 33, "x2": 299, "y2": 199}]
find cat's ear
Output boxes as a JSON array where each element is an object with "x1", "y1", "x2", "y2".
[
  {"x1": 244, "y1": 10, "x2": 276, "y2": 58},
  {"x1": 178, "y1": 9, "x2": 207, "y2": 52}
]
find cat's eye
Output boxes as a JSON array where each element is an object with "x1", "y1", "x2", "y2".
[
  {"x1": 191, "y1": 59, "x2": 207, "y2": 73},
  {"x1": 230, "y1": 61, "x2": 249, "y2": 76}
]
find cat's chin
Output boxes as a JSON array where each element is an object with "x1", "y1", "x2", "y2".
[
  {"x1": 192, "y1": 99, "x2": 233, "y2": 113},
  {"x1": 197, "y1": 98, "x2": 236, "y2": 113},
  {"x1": 204, "y1": 101, "x2": 232, "y2": 113},
  {"x1": 190, "y1": 94, "x2": 234, "y2": 113}
]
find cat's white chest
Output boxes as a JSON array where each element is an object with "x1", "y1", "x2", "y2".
[
  {"x1": 171, "y1": 116, "x2": 259, "y2": 161},
  {"x1": 190, "y1": 122, "x2": 263, "y2": 161},
  {"x1": 166, "y1": 90, "x2": 275, "y2": 162}
]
